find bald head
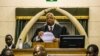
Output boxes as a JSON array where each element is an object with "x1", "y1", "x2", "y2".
[
  {"x1": 86, "y1": 44, "x2": 99, "y2": 56},
  {"x1": 33, "y1": 45, "x2": 47, "y2": 56},
  {"x1": 4, "y1": 49, "x2": 14, "y2": 56},
  {"x1": 46, "y1": 12, "x2": 54, "y2": 18}
]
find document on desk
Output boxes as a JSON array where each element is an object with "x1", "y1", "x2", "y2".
[{"x1": 41, "y1": 32, "x2": 55, "y2": 42}]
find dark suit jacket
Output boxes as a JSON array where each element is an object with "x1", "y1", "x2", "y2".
[
  {"x1": 0, "y1": 44, "x2": 15, "y2": 56},
  {"x1": 31, "y1": 24, "x2": 69, "y2": 42}
]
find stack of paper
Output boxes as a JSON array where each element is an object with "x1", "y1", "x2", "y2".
[{"x1": 41, "y1": 32, "x2": 55, "y2": 42}]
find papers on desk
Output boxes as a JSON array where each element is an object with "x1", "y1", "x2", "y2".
[{"x1": 41, "y1": 32, "x2": 55, "y2": 42}]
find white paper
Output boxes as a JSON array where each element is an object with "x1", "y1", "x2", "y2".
[{"x1": 41, "y1": 32, "x2": 55, "y2": 42}]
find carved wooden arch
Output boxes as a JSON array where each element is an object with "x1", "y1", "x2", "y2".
[{"x1": 16, "y1": 8, "x2": 88, "y2": 48}]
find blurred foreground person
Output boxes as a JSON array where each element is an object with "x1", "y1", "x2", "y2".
[
  {"x1": 33, "y1": 45, "x2": 47, "y2": 56},
  {"x1": 86, "y1": 44, "x2": 99, "y2": 56},
  {"x1": 2, "y1": 49, "x2": 14, "y2": 56}
]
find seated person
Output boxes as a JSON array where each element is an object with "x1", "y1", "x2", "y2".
[
  {"x1": 31, "y1": 12, "x2": 69, "y2": 42},
  {"x1": 1, "y1": 34, "x2": 15, "y2": 56},
  {"x1": 33, "y1": 45, "x2": 47, "y2": 56},
  {"x1": 86, "y1": 44, "x2": 99, "y2": 56}
]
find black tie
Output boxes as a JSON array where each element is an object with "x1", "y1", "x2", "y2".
[{"x1": 50, "y1": 26, "x2": 52, "y2": 32}]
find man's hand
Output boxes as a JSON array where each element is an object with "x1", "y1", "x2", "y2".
[{"x1": 38, "y1": 31, "x2": 44, "y2": 38}]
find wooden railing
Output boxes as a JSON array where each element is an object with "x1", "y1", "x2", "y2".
[
  {"x1": 13, "y1": 42, "x2": 86, "y2": 56},
  {"x1": 13, "y1": 48, "x2": 86, "y2": 56}
]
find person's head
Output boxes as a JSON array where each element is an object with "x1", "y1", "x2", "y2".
[
  {"x1": 5, "y1": 34, "x2": 13, "y2": 46},
  {"x1": 33, "y1": 45, "x2": 47, "y2": 56},
  {"x1": 46, "y1": 12, "x2": 55, "y2": 26},
  {"x1": 86, "y1": 44, "x2": 99, "y2": 56},
  {"x1": 4, "y1": 49, "x2": 14, "y2": 56}
]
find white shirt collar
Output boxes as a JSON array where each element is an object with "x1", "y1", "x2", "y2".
[
  {"x1": 6, "y1": 44, "x2": 13, "y2": 49},
  {"x1": 48, "y1": 24, "x2": 55, "y2": 31}
]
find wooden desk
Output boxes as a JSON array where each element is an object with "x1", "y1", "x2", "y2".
[
  {"x1": 32, "y1": 42, "x2": 59, "y2": 48},
  {"x1": 13, "y1": 48, "x2": 86, "y2": 56}
]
